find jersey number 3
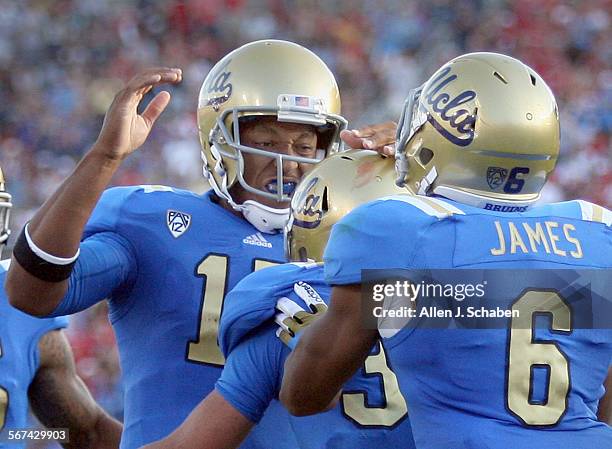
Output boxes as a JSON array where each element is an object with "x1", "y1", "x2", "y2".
[
  {"x1": 343, "y1": 341, "x2": 408, "y2": 428},
  {"x1": 186, "y1": 254, "x2": 278, "y2": 366}
]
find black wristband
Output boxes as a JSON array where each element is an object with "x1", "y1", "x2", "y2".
[{"x1": 12, "y1": 226, "x2": 77, "y2": 282}]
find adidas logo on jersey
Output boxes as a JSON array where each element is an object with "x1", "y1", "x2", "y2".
[{"x1": 243, "y1": 233, "x2": 272, "y2": 248}]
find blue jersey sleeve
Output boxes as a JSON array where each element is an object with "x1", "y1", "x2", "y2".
[
  {"x1": 324, "y1": 197, "x2": 434, "y2": 285},
  {"x1": 220, "y1": 263, "x2": 326, "y2": 357},
  {"x1": 49, "y1": 232, "x2": 137, "y2": 316},
  {"x1": 48, "y1": 187, "x2": 139, "y2": 317},
  {"x1": 82, "y1": 187, "x2": 136, "y2": 237},
  {"x1": 215, "y1": 324, "x2": 288, "y2": 423}
]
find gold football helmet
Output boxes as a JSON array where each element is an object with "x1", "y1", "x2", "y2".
[
  {"x1": 198, "y1": 39, "x2": 347, "y2": 232},
  {"x1": 395, "y1": 52, "x2": 560, "y2": 210},
  {"x1": 286, "y1": 150, "x2": 409, "y2": 262},
  {"x1": 0, "y1": 167, "x2": 12, "y2": 249}
]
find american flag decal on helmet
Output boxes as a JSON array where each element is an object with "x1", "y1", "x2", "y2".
[
  {"x1": 167, "y1": 210, "x2": 191, "y2": 238},
  {"x1": 295, "y1": 96, "x2": 310, "y2": 107}
]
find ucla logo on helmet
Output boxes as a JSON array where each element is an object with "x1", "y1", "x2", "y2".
[
  {"x1": 423, "y1": 67, "x2": 477, "y2": 147},
  {"x1": 292, "y1": 177, "x2": 323, "y2": 229},
  {"x1": 204, "y1": 59, "x2": 233, "y2": 111},
  {"x1": 486, "y1": 167, "x2": 508, "y2": 190}
]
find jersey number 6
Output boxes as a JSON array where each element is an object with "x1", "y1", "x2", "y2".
[{"x1": 506, "y1": 290, "x2": 571, "y2": 426}]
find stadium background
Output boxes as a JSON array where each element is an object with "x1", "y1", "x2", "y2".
[{"x1": 0, "y1": 0, "x2": 609, "y2": 447}]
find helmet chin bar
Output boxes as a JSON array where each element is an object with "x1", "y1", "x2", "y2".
[{"x1": 241, "y1": 200, "x2": 289, "y2": 234}]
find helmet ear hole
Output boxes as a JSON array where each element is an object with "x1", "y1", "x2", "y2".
[
  {"x1": 298, "y1": 246, "x2": 308, "y2": 262},
  {"x1": 418, "y1": 147, "x2": 434, "y2": 165},
  {"x1": 322, "y1": 186, "x2": 329, "y2": 213}
]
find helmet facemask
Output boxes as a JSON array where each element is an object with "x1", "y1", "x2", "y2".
[
  {"x1": 207, "y1": 97, "x2": 346, "y2": 202},
  {"x1": 395, "y1": 86, "x2": 428, "y2": 190},
  {"x1": 203, "y1": 97, "x2": 346, "y2": 233}
]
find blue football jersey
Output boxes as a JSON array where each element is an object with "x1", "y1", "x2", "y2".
[
  {"x1": 0, "y1": 261, "x2": 68, "y2": 449},
  {"x1": 47, "y1": 187, "x2": 288, "y2": 449},
  {"x1": 217, "y1": 262, "x2": 415, "y2": 449},
  {"x1": 324, "y1": 194, "x2": 612, "y2": 449}
]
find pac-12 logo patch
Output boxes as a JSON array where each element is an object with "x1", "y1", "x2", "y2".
[
  {"x1": 486, "y1": 167, "x2": 508, "y2": 189},
  {"x1": 167, "y1": 210, "x2": 191, "y2": 238}
]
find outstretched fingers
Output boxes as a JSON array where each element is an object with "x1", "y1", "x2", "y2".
[
  {"x1": 340, "y1": 121, "x2": 397, "y2": 156},
  {"x1": 141, "y1": 91, "x2": 172, "y2": 129},
  {"x1": 126, "y1": 68, "x2": 182, "y2": 94}
]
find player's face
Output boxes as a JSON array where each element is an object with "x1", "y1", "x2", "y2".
[{"x1": 231, "y1": 117, "x2": 318, "y2": 208}]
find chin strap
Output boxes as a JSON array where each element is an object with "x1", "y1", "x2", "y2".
[
  {"x1": 417, "y1": 166, "x2": 438, "y2": 195},
  {"x1": 203, "y1": 144, "x2": 289, "y2": 234}
]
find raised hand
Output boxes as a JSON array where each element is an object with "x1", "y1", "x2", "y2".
[
  {"x1": 275, "y1": 281, "x2": 328, "y2": 349},
  {"x1": 340, "y1": 121, "x2": 397, "y2": 156},
  {"x1": 94, "y1": 67, "x2": 182, "y2": 161}
]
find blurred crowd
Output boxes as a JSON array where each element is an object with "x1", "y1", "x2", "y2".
[{"x1": 1, "y1": 0, "x2": 609, "y2": 432}]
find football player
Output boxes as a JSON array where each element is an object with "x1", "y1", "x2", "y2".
[
  {"x1": 0, "y1": 168, "x2": 122, "y2": 449},
  {"x1": 279, "y1": 53, "x2": 612, "y2": 449},
  {"x1": 142, "y1": 150, "x2": 413, "y2": 449},
  {"x1": 5, "y1": 40, "x2": 392, "y2": 448}
]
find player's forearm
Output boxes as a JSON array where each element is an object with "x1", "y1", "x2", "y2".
[
  {"x1": 31, "y1": 330, "x2": 123, "y2": 448},
  {"x1": 598, "y1": 400, "x2": 612, "y2": 426},
  {"x1": 6, "y1": 146, "x2": 121, "y2": 315},
  {"x1": 29, "y1": 145, "x2": 121, "y2": 256},
  {"x1": 44, "y1": 385, "x2": 122, "y2": 449},
  {"x1": 142, "y1": 391, "x2": 253, "y2": 449},
  {"x1": 280, "y1": 310, "x2": 377, "y2": 416},
  {"x1": 60, "y1": 410, "x2": 122, "y2": 449},
  {"x1": 279, "y1": 318, "x2": 353, "y2": 415},
  {"x1": 83, "y1": 412, "x2": 122, "y2": 449}
]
